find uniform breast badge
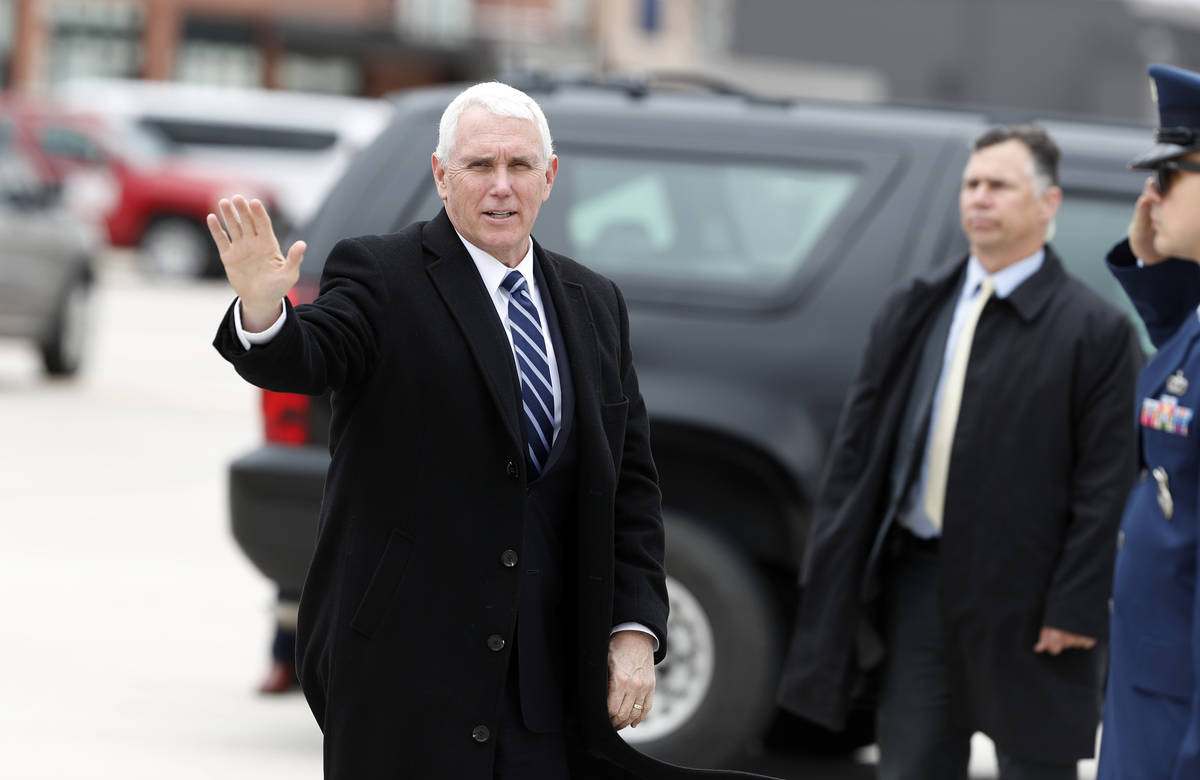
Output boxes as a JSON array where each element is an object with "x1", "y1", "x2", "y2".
[
  {"x1": 1152, "y1": 466, "x2": 1175, "y2": 520},
  {"x1": 1167, "y1": 370, "x2": 1189, "y2": 396},
  {"x1": 1140, "y1": 393, "x2": 1194, "y2": 436}
]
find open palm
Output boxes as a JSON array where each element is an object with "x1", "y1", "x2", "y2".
[{"x1": 207, "y1": 195, "x2": 306, "y2": 327}]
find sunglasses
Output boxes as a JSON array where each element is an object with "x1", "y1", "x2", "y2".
[{"x1": 1154, "y1": 159, "x2": 1200, "y2": 195}]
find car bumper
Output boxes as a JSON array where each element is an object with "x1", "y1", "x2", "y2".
[{"x1": 229, "y1": 444, "x2": 328, "y2": 593}]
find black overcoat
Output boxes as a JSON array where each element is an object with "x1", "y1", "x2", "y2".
[
  {"x1": 778, "y1": 247, "x2": 1141, "y2": 763},
  {"x1": 214, "y1": 210, "x2": 774, "y2": 780}
]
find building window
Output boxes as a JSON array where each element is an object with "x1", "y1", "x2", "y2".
[
  {"x1": 0, "y1": 0, "x2": 14, "y2": 52},
  {"x1": 177, "y1": 18, "x2": 259, "y2": 87},
  {"x1": 640, "y1": 0, "x2": 661, "y2": 34},
  {"x1": 279, "y1": 54, "x2": 361, "y2": 95},
  {"x1": 402, "y1": 0, "x2": 471, "y2": 43},
  {"x1": 47, "y1": 0, "x2": 142, "y2": 83},
  {"x1": 176, "y1": 41, "x2": 262, "y2": 87}
]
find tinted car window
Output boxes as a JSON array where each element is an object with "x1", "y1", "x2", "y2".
[
  {"x1": 39, "y1": 126, "x2": 104, "y2": 163},
  {"x1": 1055, "y1": 193, "x2": 1151, "y2": 350},
  {"x1": 405, "y1": 150, "x2": 865, "y2": 301},
  {"x1": 556, "y1": 153, "x2": 858, "y2": 287},
  {"x1": 139, "y1": 118, "x2": 337, "y2": 151}
]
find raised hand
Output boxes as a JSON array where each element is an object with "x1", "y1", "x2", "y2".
[
  {"x1": 207, "y1": 195, "x2": 306, "y2": 332},
  {"x1": 1129, "y1": 177, "x2": 1167, "y2": 266}
]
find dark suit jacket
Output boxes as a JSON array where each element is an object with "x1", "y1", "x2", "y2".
[
  {"x1": 779, "y1": 247, "x2": 1141, "y2": 763},
  {"x1": 214, "y1": 209, "x2": 775, "y2": 780}
]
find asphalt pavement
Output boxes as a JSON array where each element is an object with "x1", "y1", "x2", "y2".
[{"x1": 0, "y1": 255, "x2": 1097, "y2": 778}]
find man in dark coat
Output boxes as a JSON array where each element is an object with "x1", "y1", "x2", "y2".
[
  {"x1": 1099, "y1": 63, "x2": 1200, "y2": 780},
  {"x1": 778, "y1": 125, "x2": 1141, "y2": 779},
  {"x1": 208, "y1": 82, "x2": 774, "y2": 780}
]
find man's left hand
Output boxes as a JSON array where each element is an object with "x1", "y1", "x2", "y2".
[
  {"x1": 1033, "y1": 626, "x2": 1096, "y2": 655},
  {"x1": 607, "y1": 630, "x2": 655, "y2": 730}
]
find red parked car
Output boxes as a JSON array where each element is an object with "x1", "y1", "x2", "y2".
[{"x1": 0, "y1": 94, "x2": 275, "y2": 277}]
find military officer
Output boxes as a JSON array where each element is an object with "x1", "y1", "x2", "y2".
[{"x1": 1101, "y1": 63, "x2": 1200, "y2": 779}]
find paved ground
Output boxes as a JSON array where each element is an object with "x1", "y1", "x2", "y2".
[
  {"x1": 1, "y1": 259, "x2": 320, "y2": 778},
  {"x1": 0, "y1": 256, "x2": 1098, "y2": 778}
]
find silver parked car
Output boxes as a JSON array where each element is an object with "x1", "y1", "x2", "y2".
[{"x1": 0, "y1": 149, "x2": 96, "y2": 377}]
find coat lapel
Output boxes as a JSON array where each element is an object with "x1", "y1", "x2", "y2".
[
  {"x1": 887, "y1": 258, "x2": 968, "y2": 368},
  {"x1": 531, "y1": 248, "x2": 576, "y2": 458},
  {"x1": 858, "y1": 259, "x2": 965, "y2": 582},
  {"x1": 534, "y1": 239, "x2": 613, "y2": 489},
  {"x1": 535, "y1": 239, "x2": 601, "y2": 413},
  {"x1": 422, "y1": 210, "x2": 523, "y2": 451}
]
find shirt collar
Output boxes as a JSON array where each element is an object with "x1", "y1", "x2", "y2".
[
  {"x1": 457, "y1": 234, "x2": 537, "y2": 297},
  {"x1": 963, "y1": 249, "x2": 1044, "y2": 301}
]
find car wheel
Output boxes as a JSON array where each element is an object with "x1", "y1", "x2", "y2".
[
  {"x1": 41, "y1": 275, "x2": 91, "y2": 377},
  {"x1": 141, "y1": 217, "x2": 216, "y2": 279},
  {"x1": 620, "y1": 514, "x2": 779, "y2": 767}
]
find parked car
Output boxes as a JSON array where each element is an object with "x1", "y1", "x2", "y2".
[
  {"x1": 0, "y1": 94, "x2": 274, "y2": 278},
  {"x1": 0, "y1": 143, "x2": 97, "y2": 377},
  {"x1": 227, "y1": 76, "x2": 1151, "y2": 768},
  {"x1": 55, "y1": 78, "x2": 390, "y2": 235}
]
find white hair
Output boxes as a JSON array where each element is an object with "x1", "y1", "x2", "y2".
[{"x1": 434, "y1": 82, "x2": 554, "y2": 164}]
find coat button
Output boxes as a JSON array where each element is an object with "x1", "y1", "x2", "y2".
[
  {"x1": 506, "y1": 460, "x2": 520, "y2": 479},
  {"x1": 472, "y1": 725, "x2": 490, "y2": 743},
  {"x1": 487, "y1": 634, "x2": 506, "y2": 652},
  {"x1": 1117, "y1": 530, "x2": 1125, "y2": 550},
  {"x1": 501, "y1": 549, "x2": 518, "y2": 568},
  {"x1": 1108, "y1": 597, "x2": 1115, "y2": 615}
]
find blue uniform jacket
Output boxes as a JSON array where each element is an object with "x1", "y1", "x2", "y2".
[{"x1": 1102, "y1": 240, "x2": 1200, "y2": 779}]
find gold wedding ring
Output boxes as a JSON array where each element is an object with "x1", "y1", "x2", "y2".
[{"x1": 632, "y1": 704, "x2": 644, "y2": 710}]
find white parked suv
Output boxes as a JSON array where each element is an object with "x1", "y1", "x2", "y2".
[{"x1": 54, "y1": 78, "x2": 391, "y2": 235}]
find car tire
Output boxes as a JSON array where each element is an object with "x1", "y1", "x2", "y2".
[
  {"x1": 620, "y1": 514, "x2": 779, "y2": 767},
  {"x1": 40, "y1": 274, "x2": 91, "y2": 377},
  {"x1": 140, "y1": 217, "x2": 218, "y2": 279}
]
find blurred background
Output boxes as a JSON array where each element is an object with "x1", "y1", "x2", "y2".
[
  {"x1": 0, "y1": 0, "x2": 1193, "y2": 777},
  {"x1": 1, "y1": 0, "x2": 1196, "y2": 115},
  {"x1": 1, "y1": 0, "x2": 1198, "y2": 116}
]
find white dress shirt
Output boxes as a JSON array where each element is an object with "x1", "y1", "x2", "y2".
[
  {"x1": 457, "y1": 235, "x2": 563, "y2": 441},
  {"x1": 898, "y1": 250, "x2": 1045, "y2": 539}
]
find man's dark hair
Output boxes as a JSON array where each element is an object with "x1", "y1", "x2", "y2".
[{"x1": 972, "y1": 125, "x2": 1061, "y2": 190}]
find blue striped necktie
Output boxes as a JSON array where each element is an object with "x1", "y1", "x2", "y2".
[{"x1": 501, "y1": 270, "x2": 554, "y2": 476}]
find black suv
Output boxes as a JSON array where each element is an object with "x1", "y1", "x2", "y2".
[{"x1": 228, "y1": 76, "x2": 1150, "y2": 767}]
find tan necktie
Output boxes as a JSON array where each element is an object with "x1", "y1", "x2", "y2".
[{"x1": 923, "y1": 275, "x2": 995, "y2": 530}]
